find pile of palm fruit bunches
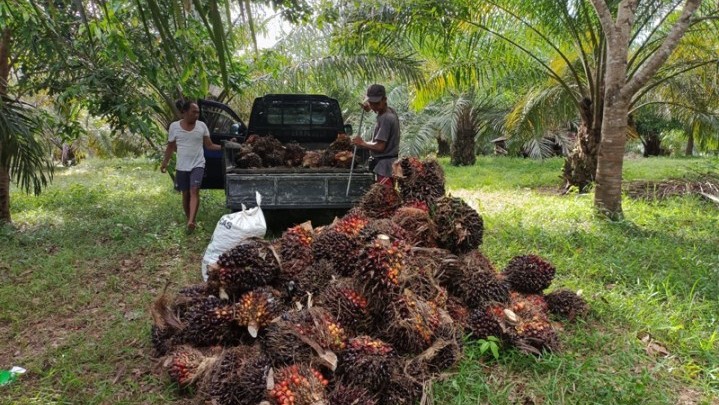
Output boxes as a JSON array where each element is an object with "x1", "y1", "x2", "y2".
[
  {"x1": 234, "y1": 134, "x2": 355, "y2": 169},
  {"x1": 151, "y1": 157, "x2": 589, "y2": 405}
]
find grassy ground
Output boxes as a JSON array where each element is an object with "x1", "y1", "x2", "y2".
[{"x1": 1, "y1": 156, "x2": 717, "y2": 404}]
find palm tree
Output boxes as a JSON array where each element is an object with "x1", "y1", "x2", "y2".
[
  {"x1": 404, "y1": 93, "x2": 507, "y2": 163},
  {"x1": 0, "y1": 97, "x2": 54, "y2": 223},
  {"x1": 334, "y1": 0, "x2": 715, "y2": 217}
]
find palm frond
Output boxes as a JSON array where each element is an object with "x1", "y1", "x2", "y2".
[{"x1": 0, "y1": 97, "x2": 53, "y2": 195}]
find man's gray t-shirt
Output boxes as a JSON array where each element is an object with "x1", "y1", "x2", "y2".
[
  {"x1": 168, "y1": 120, "x2": 210, "y2": 171},
  {"x1": 371, "y1": 107, "x2": 400, "y2": 177}
]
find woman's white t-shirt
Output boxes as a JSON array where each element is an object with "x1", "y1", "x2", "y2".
[{"x1": 168, "y1": 120, "x2": 210, "y2": 171}]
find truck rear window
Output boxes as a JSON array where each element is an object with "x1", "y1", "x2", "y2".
[{"x1": 265, "y1": 101, "x2": 336, "y2": 126}]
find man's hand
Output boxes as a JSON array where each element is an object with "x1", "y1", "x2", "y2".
[
  {"x1": 160, "y1": 163, "x2": 168, "y2": 173},
  {"x1": 351, "y1": 136, "x2": 364, "y2": 147},
  {"x1": 359, "y1": 102, "x2": 371, "y2": 112}
]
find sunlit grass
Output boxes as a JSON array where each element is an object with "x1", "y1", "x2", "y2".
[{"x1": 1, "y1": 156, "x2": 718, "y2": 404}]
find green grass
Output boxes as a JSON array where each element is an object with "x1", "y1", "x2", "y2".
[{"x1": 1, "y1": 156, "x2": 718, "y2": 404}]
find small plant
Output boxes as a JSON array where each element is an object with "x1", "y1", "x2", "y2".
[{"x1": 477, "y1": 336, "x2": 501, "y2": 360}]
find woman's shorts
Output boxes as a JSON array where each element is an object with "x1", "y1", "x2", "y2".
[{"x1": 175, "y1": 167, "x2": 204, "y2": 191}]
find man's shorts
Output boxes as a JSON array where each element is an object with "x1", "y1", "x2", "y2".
[{"x1": 175, "y1": 167, "x2": 204, "y2": 191}]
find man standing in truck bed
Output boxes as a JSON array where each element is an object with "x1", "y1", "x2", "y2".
[{"x1": 352, "y1": 84, "x2": 400, "y2": 187}]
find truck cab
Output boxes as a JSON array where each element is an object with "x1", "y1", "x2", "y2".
[{"x1": 198, "y1": 99, "x2": 247, "y2": 189}]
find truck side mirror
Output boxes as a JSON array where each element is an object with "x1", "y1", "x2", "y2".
[
  {"x1": 230, "y1": 123, "x2": 241, "y2": 136},
  {"x1": 343, "y1": 124, "x2": 353, "y2": 136}
]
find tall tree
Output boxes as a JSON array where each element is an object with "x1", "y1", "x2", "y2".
[{"x1": 589, "y1": 0, "x2": 702, "y2": 218}]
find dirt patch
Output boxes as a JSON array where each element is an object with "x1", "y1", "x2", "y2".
[
  {"x1": 676, "y1": 387, "x2": 704, "y2": 405},
  {"x1": 624, "y1": 176, "x2": 719, "y2": 201}
]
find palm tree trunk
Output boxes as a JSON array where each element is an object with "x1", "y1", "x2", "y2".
[
  {"x1": 0, "y1": 146, "x2": 10, "y2": 224},
  {"x1": 563, "y1": 98, "x2": 600, "y2": 192},
  {"x1": 595, "y1": 98, "x2": 629, "y2": 219},
  {"x1": 685, "y1": 132, "x2": 694, "y2": 156},
  {"x1": 0, "y1": 27, "x2": 9, "y2": 93},
  {"x1": 437, "y1": 138, "x2": 450, "y2": 156},
  {"x1": 450, "y1": 105, "x2": 476, "y2": 166},
  {"x1": 595, "y1": 29, "x2": 630, "y2": 219},
  {"x1": 642, "y1": 132, "x2": 663, "y2": 157},
  {"x1": 0, "y1": 27, "x2": 11, "y2": 223}
]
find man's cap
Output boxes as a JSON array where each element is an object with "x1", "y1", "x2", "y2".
[{"x1": 365, "y1": 84, "x2": 386, "y2": 103}]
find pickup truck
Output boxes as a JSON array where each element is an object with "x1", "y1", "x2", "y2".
[{"x1": 198, "y1": 95, "x2": 374, "y2": 211}]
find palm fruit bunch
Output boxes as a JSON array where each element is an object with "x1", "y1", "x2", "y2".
[
  {"x1": 332, "y1": 211, "x2": 370, "y2": 237},
  {"x1": 278, "y1": 223, "x2": 314, "y2": 278},
  {"x1": 328, "y1": 384, "x2": 378, "y2": 405},
  {"x1": 207, "y1": 345, "x2": 271, "y2": 405},
  {"x1": 399, "y1": 260, "x2": 446, "y2": 304},
  {"x1": 357, "y1": 218, "x2": 409, "y2": 244},
  {"x1": 172, "y1": 283, "x2": 210, "y2": 317},
  {"x1": 337, "y1": 336, "x2": 396, "y2": 393},
  {"x1": 151, "y1": 324, "x2": 174, "y2": 356},
  {"x1": 458, "y1": 269, "x2": 510, "y2": 309},
  {"x1": 333, "y1": 150, "x2": 354, "y2": 168},
  {"x1": 395, "y1": 157, "x2": 446, "y2": 205},
  {"x1": 150, "y1": 290, "x2": 183, "y2": 355},
  {"x1": 509, "y1": 292, "x2": 549, "y2": 317},
  {"x1": 233, "y1": 288, "x2": 283, "y2": 338},
  {"x1": 401, "y1": 200, "x2": 430, "y2": 213},
  {"x1": 209, "y1": 239, "x2": 281, "y2": 299},
  {"x1": 163, "y1": 345, "x2": 217, "y2": 388},
  {"x1": 445, "y1": 296, "x2": 470, "y2": 333},
  {"x1": 409, "y1": 324, "x2": 463, "y2": 375},
  {"x1": 545, "y1": 289, "x2": 588, "y2": 321},
  {"x1": 293, "y1": 258, "x2": 335, "y2": 298},
  {"x1": 390, "y1": 206, "x2": 438, "y2": 247},
  {"x1": 236, "y1": 151, "x2": 263, "y2": 169},
  {"x1": 320, "y1": 149, "x2": 335, "y2": 167},
  {"x1": 461, "y1": 249, "x2": 497, "y2": 273},
  {"x1": 263, "y1": 308, "x2": 346, "y2": 368},
  {"x1": 284, "y1": 142, "x2": 306, "y2": 167},
  {"x1": 251, "y1": 135, "x2": 285, "y2": 167},
  {"x1": 313, "y1": 310, "x2": 350, "y2": 352},
  {"x1": 355, "y1": 236, "x2": 409, "y2": 297},
  {"x1": 358, "y1": 184, "x2": 402, "y2": 219},
  {"x1": 379, "y1": 373, "x2": 423, "y2": 405},
  {"x1": 432, "y1": 250, "x2": 463, "y2": 291},
  {"x1": 513, "y1": 317, "x2": 558, "y2": 353},
  {"x1": 318, "y1": 279, "x2": 371, "y2": 333},
  {"x1": 266, "y1": 150, "x2": 287, "y2": 167},
  {"x1": 432, "y1": 196, "x2": 484, "y2": 254},
  {"x1": 467, "y1": 306, "x2": 505, "y2": 340},
  {"x1": 492, "y1": 293, "x2": 557, "y2": 353},
  {"x1": 269, "y1": 364, "x2": 329, "y2": 405},
  {"x1": 262, "y1": 315, "x2": 315, "y2": 367},
  {"x1": 329, "y1": 133, "x2": 353, "y2": 152},
  {"x1": 178, "y1": 296, "x2": 238, "y2": 346},
  {"x1": 501, "y1": 254, "x2": 556, "y2": 294},
  {"x1": 381, "y1": 291, "x2": 442, "y2": 354},
  {"x1": 312, "y1": 229, "x2": 360, "y2": 276},
  {"x1": 302, "y1": 150, "x2": 322, "y2": 168}
]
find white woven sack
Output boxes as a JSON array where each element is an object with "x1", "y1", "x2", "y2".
[{"x1": 201, "y1": 191, "x2": 266, "y2": 280}]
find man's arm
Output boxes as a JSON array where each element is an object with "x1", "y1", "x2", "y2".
[
  {"x1": 160, "y1": 141, "x2": 176, "y2": 173},
  {"x1": 203, "y1": 136, "x2": 222, "y2": 151},
  {"x1": 351, "y1": 136, "x2": 387, "y2": 153}
]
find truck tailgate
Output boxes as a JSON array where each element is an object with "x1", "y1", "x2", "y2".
[{"x1": 225, "y1": 170, "x2": 374, "y2": 210}]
